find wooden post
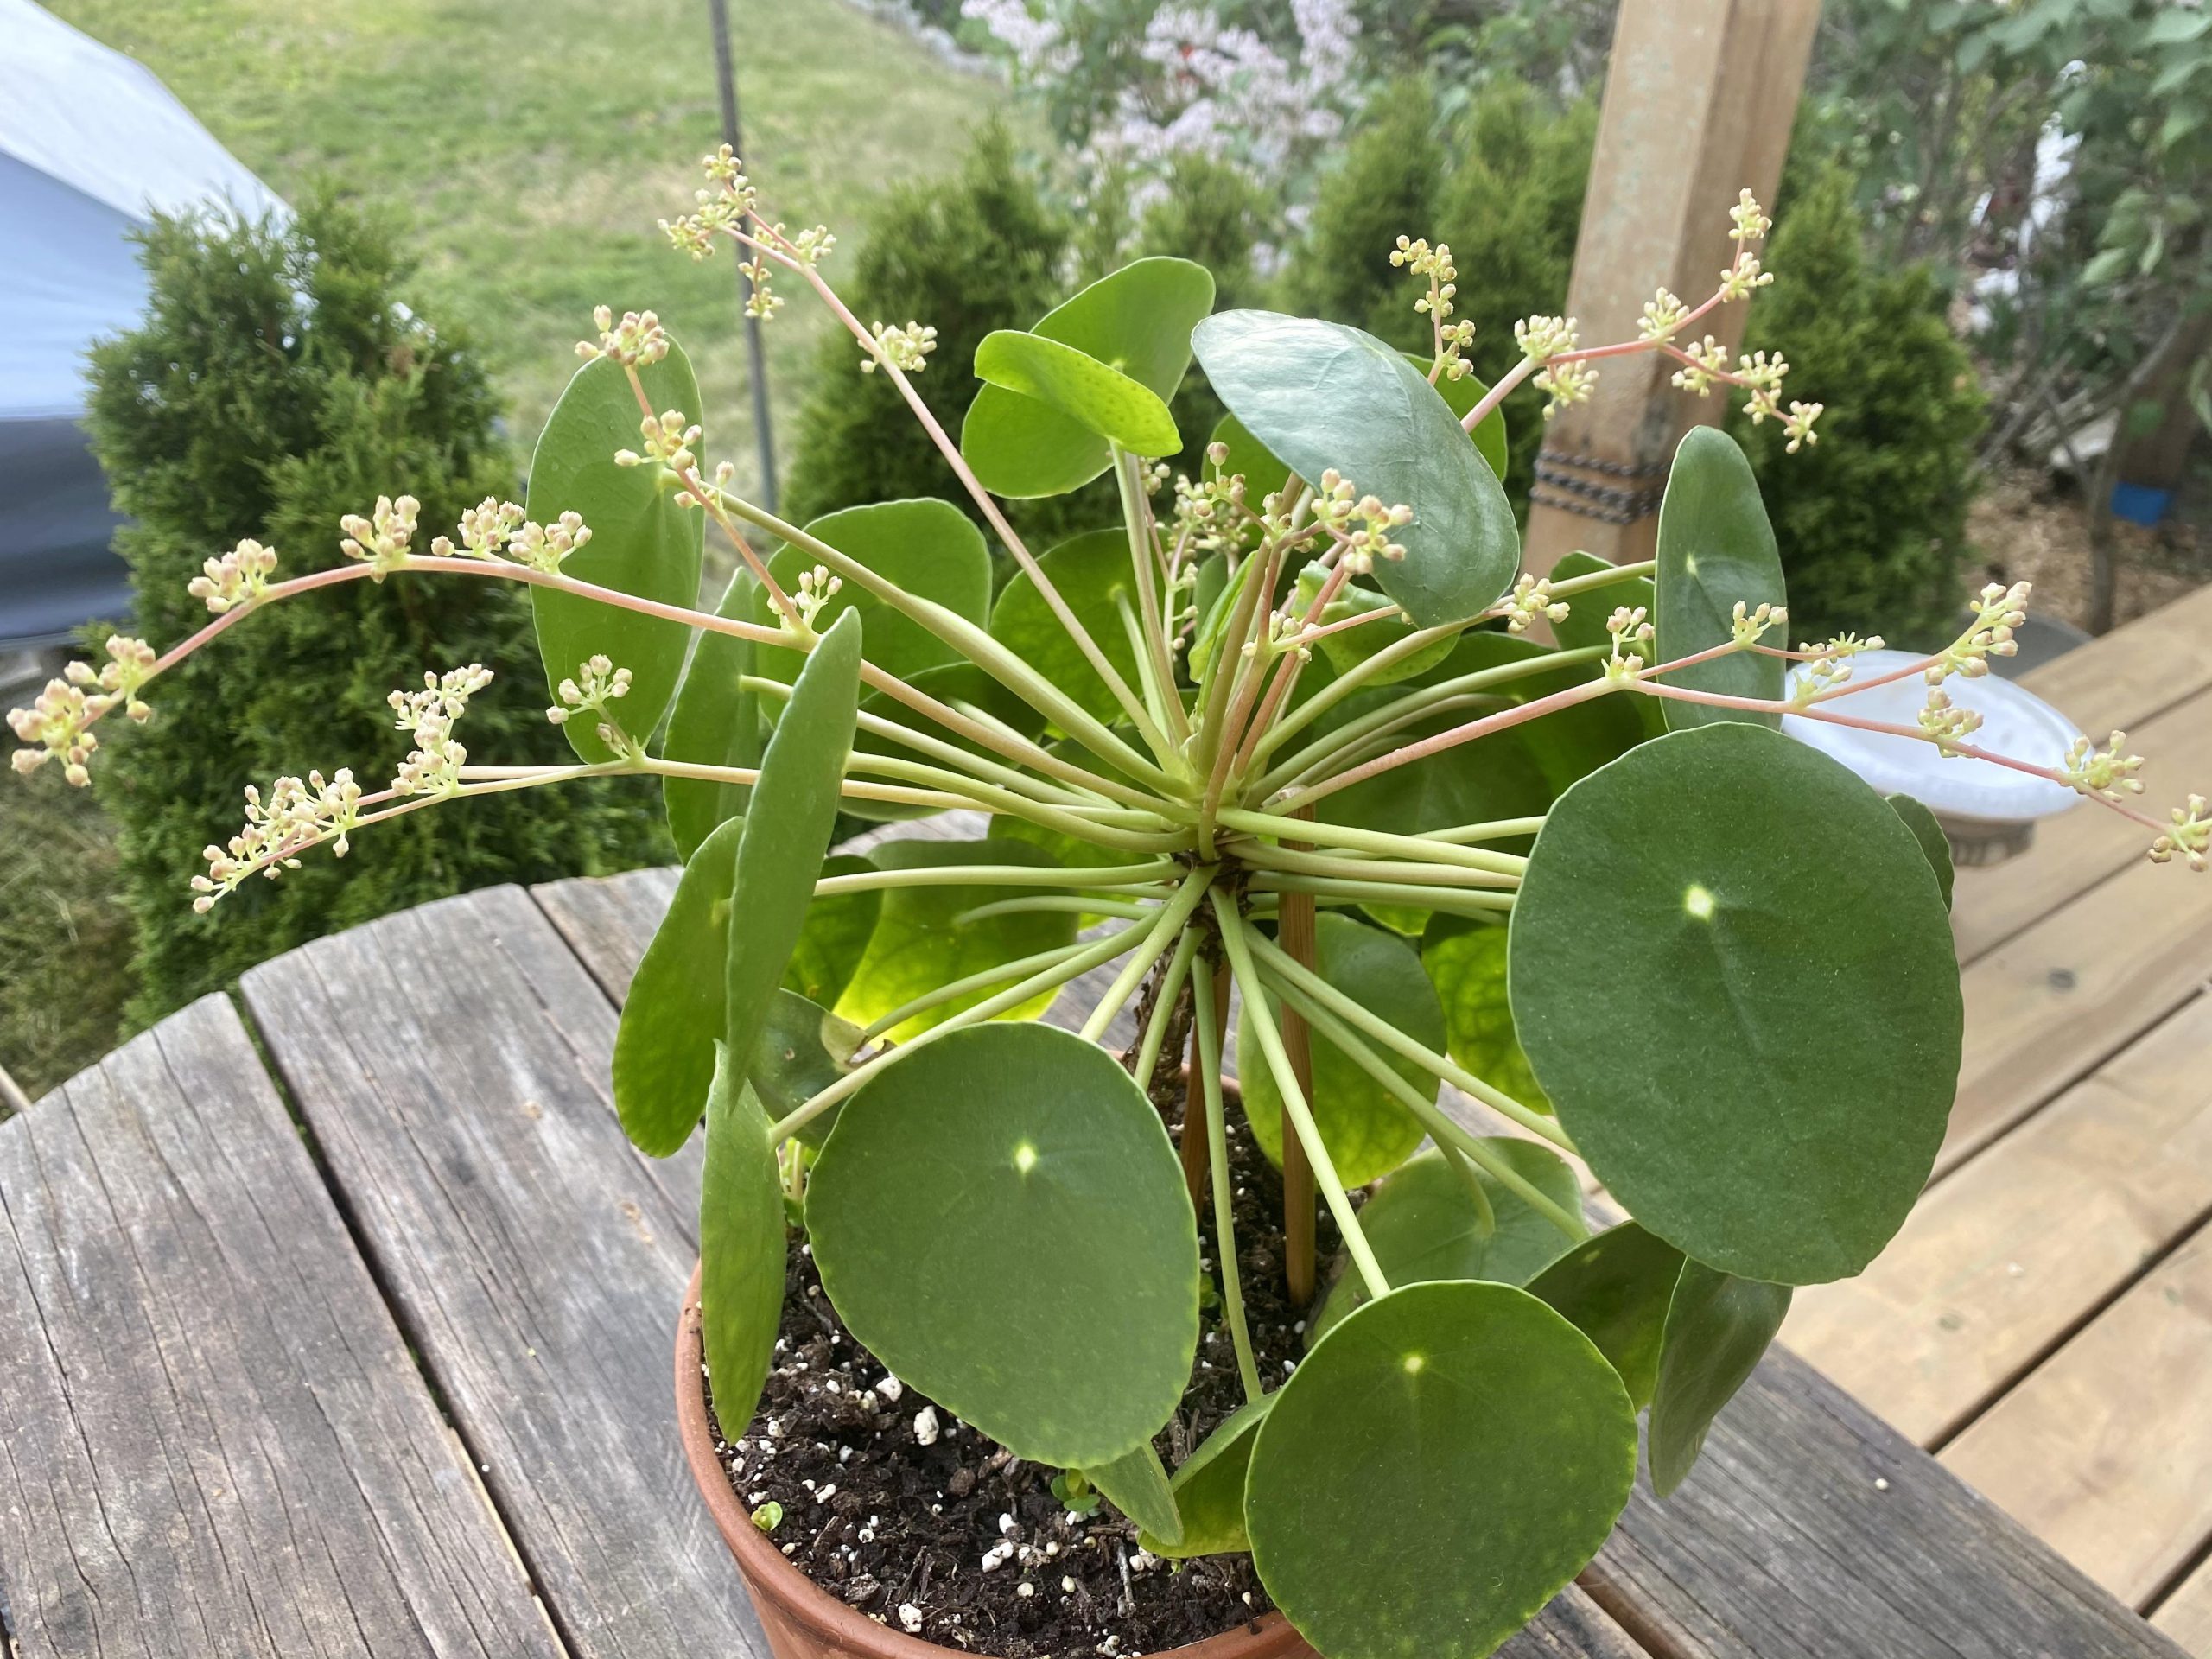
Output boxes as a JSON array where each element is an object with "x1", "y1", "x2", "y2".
[{"x1": 1521, "y1": 0, "x2": 1820, "y2": 578}]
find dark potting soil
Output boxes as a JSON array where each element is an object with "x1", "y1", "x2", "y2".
[{"x1": 699, "y1": 1078, "x2": 1344, "y2": 1657}]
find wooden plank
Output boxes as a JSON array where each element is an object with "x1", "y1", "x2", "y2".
[
  {"x1": 2154, "y1": 1554, "x2": 2212, "y2": 1656},
  {"x1": 1785, "y1": 989, "x2": 2212, "y2": 1446},
  {"x1": 1584, "y1": 1345, "x2": 2188, "y2": 1659},
  {"x1": 0, "y1": 995, "x2": 558, "y2": 1659},
  {"x1": 2008, "y1": 581, "x2": 2212, "y2": 740},
  {"x1": 1952, "y1": 684, "x2": 2212, "y2": 964},
  {"x1": 239, "y1": 887, "x2": 761, "y2": 1659},
  {"x1": 1941, "y1": 1220, "x2": 2212, "y2": 1611},
  {"x1": 1941, "y1": 847, "x2": 2212, "y2": 1176}
]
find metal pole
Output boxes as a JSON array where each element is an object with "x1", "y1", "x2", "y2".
[{"x1": 709, "y1": 0, "x2": 779, "y2": 512}]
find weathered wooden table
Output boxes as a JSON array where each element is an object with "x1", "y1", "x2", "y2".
[
  {"x1": 1788, "y1": 582, "x2": 2212, "y2": 1654},
  {"x1": 1, "y1": 784, "x2": 2201, "y2": 1656}
]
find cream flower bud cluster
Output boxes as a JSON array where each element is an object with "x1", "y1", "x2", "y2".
[
  {"x1": 8, "y1": 677, "x2": 99, "y2": 785},
  {"x1": 1917, "y1": 687, "x2": 1982, "y2": 752},
  {"x1": 1393, "y1": 235, "x2": 1477, "y2": 378},
  {"x1": 861, "y1": 321, "x2": 938, "y2": 375},
  {"x1": 1170, "y1": 447, "x2": 1248, "y2": 556},
  {"x1": 661, "y1": 145, "x2": 760, "y2": 263},
  {"x1": 577, "y1": 305, "x2": 671, "y2": 366},
  {"x1": 1502, "y1": 575, "x2": 1569, "y2": 635},
  {"x1": 2151, "y1": 797, "x2": 2209, "y2": 873},
  {"x1": 2061, "y1": 731, "x2": 2146, "y2": 804},
  {"x1": 1789, "y1": 632, "x2": 1883, "y2": 701},
  {"x1": 390, "y1": 664, "x2": 493, "y2": 797},
  {"x1": 188, "y1": 537, "x2": 280, "y2": 613},
  {"x1": 616, "y1": 410, "x2": 701, "y2": 474},
  {"x1": 1516, "y1": 317, "x2": 1588, "y2": 418},
  {"x1": 547, "y1": 655, "x2": 637, "y2": 753},
  {"x1": 1605, "y1": 605, "x2": 1655, "y2": 677},
  {"x1": 191, "y1": 768, "x2": 363, "y2": 912},
  {"x1": 1729, "y1": 600, "x2": 1788, "y2": 645},
  {"x1": 1929, "y1": 581, "x2": 2031, "y2": 684},
  {"x1": 791, "y1": 566, "x2": 845, "y2": 630},
  {"x1": 340, "y1": 494, "x2": 422, "y2": 578},
  {"x1": 1639, "y1": 288, "x2": 1689, "y2": 343},
  {"x1": 427, "y1": 499, "x2": 593, "y2": 574},
  {"x1": 1309, "y1": 469, "x2": 1411, "y2": 573}
]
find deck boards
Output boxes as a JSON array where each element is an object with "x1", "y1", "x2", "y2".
[{"x1": 0, "y1": 995, "x2": 559, "y2": 1659}]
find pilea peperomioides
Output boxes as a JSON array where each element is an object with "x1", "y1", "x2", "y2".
[{"x1": 16, "y1": 151, "x2": 2208, "y2": 1659}]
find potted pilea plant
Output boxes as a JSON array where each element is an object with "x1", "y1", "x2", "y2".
[{"x1": 14, "y1": 149, "x2": 2208, "y2": 1659}]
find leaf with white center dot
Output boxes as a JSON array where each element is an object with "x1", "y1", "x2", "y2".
[
  {"x1": 807, "y1": 1022, "x2": 1199, "y2": 1468},
  {"x1": 1138, "y1": 1395, "x2": 1273, "y2": 1560},
  {"x1": 526, "y1": 345, "x2": 706, "y2": 762},
  {"x1": 727, "y1": 608, "x2": 864, "y2": 1087},
  {"x1": 748, "y1": 990, "x2": 866, "y2": 1147},
  {"x1": 1086, "y1": 1440, "x2": 1182, "y2": 1546},
  {"x1": 963, "y1": 257, "x2": 1215, "y2": 498},
  {"x1": 1309, "y1": 1144, "x2": 1583, "y2": 1344},
  {"x1": 699, "y1": 1044, "x2": 785, "y2": 1440},
  {"x1": 1246, "y1": 1281, "x2": 1636, "y2": 1659},
  {"x1": 610, "y1": 813, "x2": 747, "y2": 1157},
  {"x1": 1239, "y1": 913, "x2": 1442, "y2": 1187},
  {"x1": 662, "y1": 568, "x2": 764, "y2": 860},
  {"x1": 1525, "y1": 1221, "x2": 1686, "y2": 1410},
  {"x1": 1653, "y1": 426, "x2": 1786, "y2": 731},
  {"x1": 1886, "y1": 793, "x2": 1955, "y2": 910},
  {"x1": 830, "y1": 836, "x2": 1080, "y2": 1040},
  {"x1": 988, "y1": 529, "x2": 1147, "y2": 729},
  {"x1": 1647, "y1": 1261, "x2": 1792, "y2": 1496},
  {"x1": 1508, "y1": 721, "x2": 1961, "y2": 1284},
  {"x1": 1192, "y1": 310, "x2": 1519, "y2": 629}
]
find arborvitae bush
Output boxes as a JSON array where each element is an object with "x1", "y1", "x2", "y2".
[
  {"x1": 1731, "y1": 167, "x2": 1985, "y2": 647},
  {"x1": 84, "y1": 193, "x2": 667, "y2": 1023},
  {"x1": 1286, "y1": 84, "x2": 1596, "y2": 506}
]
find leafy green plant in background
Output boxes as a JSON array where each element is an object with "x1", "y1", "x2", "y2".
[
  {"x1": 75, "y1": 194, "x2": 667, "y2": 1023},
  {"x1": 1729, "y1": 168, "x2": 1986, "y2": 649},
  {"x1": 18, "y1": 152, "x2": 2209, "y2": 1659}
]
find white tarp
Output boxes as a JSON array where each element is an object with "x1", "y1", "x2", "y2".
[{"x1": 0, "y1": 0, "x2": 283, "y2": 639}]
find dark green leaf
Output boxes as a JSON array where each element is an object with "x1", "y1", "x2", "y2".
[
  {"x1": 662, "y1": 568, "x2": 763, "y2": 860},
  {"x1": 1422, "y1": 922, "x2": 1550, "y2": 1111},
  {"x1": 1086, "y1": 1440, "x2": 1182, "y2": 1545},
  {"x1": 727, "y1": 609, "x2": 864, "y2": 1083},
  {"x1": 1428, "y1": 362, "x2": 1510, "y2": 481},
  {"x1": 1647, "y1": 1262, "x2": 1792, "y2": 1496},
  {"x1": 699, "y1": 1046, "x2": 785, "y2": 1439},
  {"x1": 1138, "y1": 1395, "x2": 1273, "y2": 1560},
  {"x1": 1509, "y1": 722, "x2": 1961, "y2": 1284},
  {"x1": 1653, "y1": 426, "x2": 1786, "y2": 731},
  {"x1": 782, "y1": 854, "x2": 879, "y2": 1007},
  {"x1": 1246, "y1": 1281, "x2": 1636, "y2": 1659},
  {"x1": 748, "y1": 989, "x2": 867, "y2": 1147},
  {"x1": 611, "y1": 814, "x2": 747, "y2": 1157},
  {"x1": 1525, "y1": 1221, "x2": 1687, "y2": 1410},
  {"x1": 526, "y1": 347, "x2": 706, "y2": 760},
  {"x1": 989, "y1": 530, "x2": 1145, "y2": 728},
  {"x1": 807, "y1": 1023, "x2": 1199, "y2": 1467},
  {"x1": 1310, "y1": 1143, "x2": 1582, "y2": 1344},
  {"x1": 1239, "y1": 913, "x2": 1443, "y2": 1186},
  {"x1": 1886, "y1": 793, "x2": 1955, "y2": 910},
  {"x1": 1192, "y1": 310, "x2": 1519, "y2": 628}
]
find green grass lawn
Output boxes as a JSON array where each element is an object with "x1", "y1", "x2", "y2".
[
  {"x1": 1, "y1": 1, "x2": 1001, "y2": 1103},
  {"x1": 47, "y1": 0, "x2": 1007, "y2": 503}
]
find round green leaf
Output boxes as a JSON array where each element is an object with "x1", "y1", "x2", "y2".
[
  {"x1": 963, "y1": 257, "x2": 1216, "y2": 499},
  {"x1": 747, "y1": 989, "x2": 866, "y2": 1147},
  {"x1": 1422, "y1": 921, "x2": 1551, "y2": 1113},
  {"x1": 727, "y1": 609, "x2": 865, "y2": 1084},
  {"x1": 611, "y1": 814, "x2": 747, "y2": 1157},
  {"x1": 1524, "y1": 1221, "x2": 1687, "y2": 1410},
  {"x1": 751, "y1": 499, "x2": 991, "y2": 690},
  {"x1": 1192, "y1": 310, "x2": 1519, "y2": 629},
  {"x1": 830, "y1": 837, "x2": 1079, "y2": 1039},
  {"x1": 1886, "y1": 793, "x2": 1955, "y2": 910},
  {"x1": 1653, "y1": 426, "x2": 1786, "y2": 731},
  {"x1": 1240, "y1": 913, "x2": 1443, "y2": 1187},
  {"x1": 988, "y1": 529, "x2": 1144, "y2": 728},
  {"x1": 1246, "y1": 1281, "x2": 1637, "y2": 1659},
  {"x1": 807, "y1": 1022, "x2": 1199, "y2": 1467},
  {"x1": 1138, "y1": 1395, "x2": 1273, "y2": 1560},
  {"x1": 699, "y1": 1046, "x2": 786, "y2": 1439},
  {"x1": 1508, "y1": 721, "x2": 1962, "y2": 1284},
  {"x1": 1427, "y1": 361, "x2": 1510, "y2": 482},
  {"x1": 1086, "y1": 1440, "x2": 1182, "y2": 1546},
  {"x1": 662, "y1": 569, "x2": 764, "y2": 860},
  {"x1": 975, "y1": 331, "x2": 1181, "y2": 456},
  {"x1": 1647, "y1": 1262, "x2": 1791, "y2": 1496},
  {"x1": 527, "y1": 346, "x2": 707, "y2": 761},
  {"x1": 1309, "y1": 1142, "x2": 1583, "y2": 1344}
]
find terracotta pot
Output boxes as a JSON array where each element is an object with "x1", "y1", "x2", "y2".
[{"x1": 676, "y1": 1263, "x2": 1316, "y2": 1659}]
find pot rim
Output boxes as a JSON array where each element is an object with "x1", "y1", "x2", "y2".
[{"x1": 674, "y1": 1261, "x2": 1302, "y2": 1659}]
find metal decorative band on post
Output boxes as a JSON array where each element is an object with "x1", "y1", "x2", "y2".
[{"x1": 1530, "y1": 448, "x2": 1668, "y2": 524}]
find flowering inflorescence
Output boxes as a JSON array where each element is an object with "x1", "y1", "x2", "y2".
[
  {"x1": 576, "y1": 305, "x2": 670, "y2": 367},
  {"x1": 2062, "y1": 731, "x2": 2147, "y2": 804},
  {"x1": 340, "y1": 494, "x2": 422, "y2": 580},
  {"x1": 861, "y1": 321, "x2": 938, "y2": 376},
  {"x1": 790, "y1": 566, "x2": 845, "y2": 632},
  {"x1": 1728, "y1": 601, "x2": 1788, "y2": 647},
  {"x1": 1639, "y1": 289, "x2": 1690, "y2": 343},
  {"x1": 9, "y1": 677, "x2": 99, "y2": 785},
  {"x1": 1166, "y1": 442, "x2": 1250, "y2": 562},
  {"x1": 616, "y1": 410, "x2": 702, "y2": 474},
  {"x1": 391, "y1": 664, "x2": 494, "y2": 797},
  {"x1": 1788, "y1": 631, "x2": 1884, "y2": 701},
  {"x1": 1307, "y1": 470, "x2": 1411, "y2": 575},
  {"x1": 1604, "y1": 605, "x2": 1656, "y2": 679},
  {"x1": 1392, "y1": 237, "x2": 1476, "y2": 381},
  {"x1": 189, "y1": 537, "x2": 281, "y2": 613},
  {"x1": 429, "y1": 498, "x2": 594, "y2": 574},
  {"x1": 1501, "y1": 575, "x2": 1570, "y2": 635},
  {"x1": 546, "y1": 654, "x2": 638, "y2": 754},
  {"x1": 191, "y1": 768, "x2": 365, "y2": 912},
  {"x1": 1930, "y1": 582, "x2": 2029, "y2": 686},
  {"x1": 2152, "y1": 798, "x2": 2210, "y2": 872},
  {"x1": 662, "y1": 145, "x2": 760, "y2": 259}
]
